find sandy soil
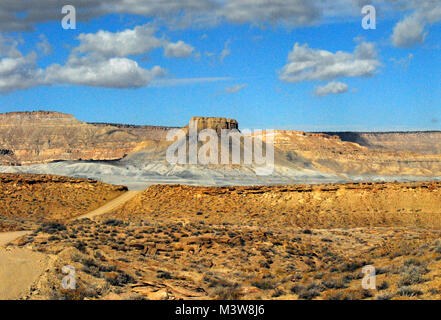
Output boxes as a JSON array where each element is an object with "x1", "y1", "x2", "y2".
[
  {"x1": 0, "y1": 231, "x2": 48, "y2": 300},
  {"x1": 0, "y1": 188, "x2": 139, "y2": 300},
  {"x1": 0, "y1": 231, "x2": 31, "y2": 246}
]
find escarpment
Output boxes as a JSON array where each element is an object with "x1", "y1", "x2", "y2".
[{"x1": 0, "y1": 111, "x2": 174, "y2": 165}]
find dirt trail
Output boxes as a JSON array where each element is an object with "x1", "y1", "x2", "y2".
[
  {"x1": 0, "y1": 191, "x2": 140, "y2": 299},
  {"x1": 0, "y1": 231, "x2": 48, "y2": 299},
  {"x1": 75, "y1": 190, "x2": 141, "y2": 220},
  {"x1": 0, "y1": 231, "x2": 31, "y2": 247}
]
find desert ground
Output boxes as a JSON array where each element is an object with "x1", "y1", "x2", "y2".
[
  {"x1": 1, "y1": 113, "x2": 441, "y2": 300},
  {"x1": 1, "y1": 173, "x2": 441, "y2": 300}
]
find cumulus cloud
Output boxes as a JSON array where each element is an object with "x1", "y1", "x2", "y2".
[
  {"x1": 76, "y1": 24, "x2": 163, "y2": 58},
  {"x1": 0, "y1": 0, "x2": 216, "y2": 32},
  {"x1": 0, "y1": 0, "x2": 357, "y2": 32},
  {"x1": 225, "y1": 83, "x2": 247, "y2": 93},
  {"x1": 218, "y1": 0, "x2": 320, "y2": 25},
  {"x1": 0, "y1": 36, "x2": 44, "y2": 93},
  {"x1": 392, "y1": 15, "x2": 427, "y2": 48},
  {"x1": 0, "y1": 0, "x2": 439, "y2": 36},
  {"x1": 163, "y1": 40, "x2": 194, "y2": 58},
  {"x1": 392, "y1": 0, "x2": 441, "y2": 48},
  {"x1": 314, "y1": 81, "x2": 348, "y2": 97},
  {"x1": 45, "y1": 56, "x2": 165, "y2": 88},
  {"x1": 76, "y1": 24, "x2": 194, "y2": 59},
  {"x1": 279, "y1": 42, "x2": 381, "y2": 83},
  {"x1": 0, "y1": 23, "x2": 202, "y2": 93}
]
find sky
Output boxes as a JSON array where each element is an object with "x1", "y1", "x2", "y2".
[{"x1": 0, "y1": 0, "x2": 440, "y2": 131}]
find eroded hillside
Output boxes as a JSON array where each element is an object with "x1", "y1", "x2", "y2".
[
  {"x1": 0, "y1": 111, "x2": 173, "y2": 165},
  {"x1": 0, "y1": 173, "x2": 127, "y2": 231}
]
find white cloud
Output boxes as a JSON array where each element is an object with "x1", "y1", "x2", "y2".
[
  {"x1": 225, "y1": 84, "x2": 247, "y2": 93},
  {"x1": 279, "y1": 42, "x2": 381, "y2": 83},
  {"x1": 391, "y1": 53, "x2": 414, "y2": 70},
  {"x1": 392, "y1": 0, "x2": 441, "y2": 48},
  {"x1": 76, "y1": 24, "x2": 163, "y2": 58},
  {"x1": 36, "y1": 34, "x2": 52, "y2": 56},
  {"x1": 45, "y1": 56, "x2": 165, "y2": 89},
  {"x1": 0, "y1": 0, "x2": 439, "y2": 34},
  {"x1": 0, "y1": 24, "x2": 198, "y2": 93},
  {"x1": 220, "y1": 40, "x2": 231, "y2": 62},
  {"x1": 164, "y1": 40, "x2": 194, "y2": 58},
  {"x1": 314, "y1": 81, "x2": 348, "y2": 97},
  {"x1": 218, "y1": 0, "x2": 320, "y2": 25},
  {"x1": 0, "y1": 36, "x2": 44, "y2": 93},
  {"x1": 76, "y1": 24, "x2": 194, "y2": 59},
  {"x1": 392, "y1": 15, "x2": 427, "y2": 48}
]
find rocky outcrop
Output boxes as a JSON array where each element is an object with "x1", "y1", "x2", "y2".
[
  {"x1": 0, "y1": 111, "x2": 174, "y2": 165},
  {"x1": 188, "y1": 117, "x2": 239, "y2": 134}
]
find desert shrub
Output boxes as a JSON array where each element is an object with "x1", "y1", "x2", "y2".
[
  {"x1": 50, "y1": 287, "x2": 86, "y2": 300},
  {"x1": 291, "y1": 282, "x2": 324, "y2": 300},
  {"x1": 376, "y1": 292, "x2": 395, "y2": 300},
  {"x1": 339, "y1": 260, "x2": 365, "y2": 272},
  {"x1": 397, "y1": 264, "x2": 428, "y2": 287},
  {"x1": 251, "y1": 279, "x2": 277, "y2": 290},
  {"x1": 429, "y1": 288, "x2": 440, "y2": 295},
  {"x1": 103, "y1": 219, "x2": 125, "y2": 227},
  {"x1": 207, "y1": 278, "x2": 236, "y2": 288},
  {"x1": 376, "y1": 266, "x2": 392, "y2": 275},
  {"x1": 84, "y1": 285, "x2": 98, "y2": 298},
  {"x1": 323, "y1": 276, "x2": 349, "y2": 289},
  {"x1": 37, "y1": 222, "x2": 66, "y2": 234},
  {"x1": 74, "y1": 241, "x2": 87, "y2": 253},
  {"x1": 322, "y1": 289, "x2": 372, "y2": 300},
  {"x1": 213, "y1": 286, "x2": 241, "y2": 300},
  {"x1": 123, "y1": 294, "x2": 147, "y2": 300},
  {"x1": 377, "y1": 281, "x2": 389, "y2": 290},
  {"x1": 314, "y1": 272, "x2": 325, "y2": 279},
  {"x1": 403, "y1": 258, "x2": 427, "y2": 268},
  {"x1": 156, "y1": 270, "x2": 172, "y2": 279},
  {"x1": 105, "y1": 270, "x2": 135, "y2": 287},
  {"x1": 397, "y1": 286, "x2": 423, "y2": 297},
  {"x1": 271, "y1": 289, "x2": 285, "y2": 298}
]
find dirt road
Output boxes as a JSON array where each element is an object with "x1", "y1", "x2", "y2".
[
  {"x1": 0, "y1": 191, "x2": 140, "y2": 299},
  {"x1": 0, "y1": 231, "x2": 48, "y2": 299},
  {"x1": 75, "y1": 190, "x2": 141, "y2": 220},
  {"x1": 0, "y1": 231, "x2": 31, "y2": 247}
]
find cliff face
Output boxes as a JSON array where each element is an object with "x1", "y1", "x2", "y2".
[
  {"x1": 0, "y1": 111, "x2": 173, "y2": 165},
  {"x1": 323, "y1": 131, "x2": 441, "y2": 155},
  {"x1": 188, "y1": 117, "x2": 239, "y2": 134},
  {"x1": 1, "y1": 111, "x2": 441, "y2": 180}
]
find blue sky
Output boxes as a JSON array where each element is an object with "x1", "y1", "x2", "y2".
[{"x1": 0, "y1": 1, "x2": 440, "y2": 131}]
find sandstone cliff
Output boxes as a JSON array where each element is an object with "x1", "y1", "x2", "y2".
[
  {"x1": 1, "y1": 111, "x2": 441, "y2": 180},
  {"x1": 324, "y1": 131, "x2": 441, "y2": 155},
  {"x1": 187, "y1": 117, "x2": 239, "y2": 134},
  {"x1": 0, "y1": 111, "x2": 173, "y2": 165}
]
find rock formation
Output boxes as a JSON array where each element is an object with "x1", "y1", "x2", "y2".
[
  {"x1": 0, "y1": 111, "x2": 174, "y2": 165},
  {"x1": 188, "y1": 117, "x2": 239, "y2": 134}
]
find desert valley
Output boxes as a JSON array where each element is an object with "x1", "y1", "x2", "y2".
[{"x1": 1, "y1": 111, "x2": 441, "y2": 300}]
